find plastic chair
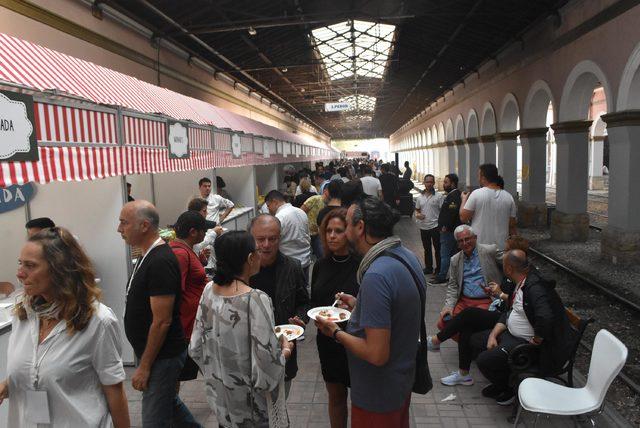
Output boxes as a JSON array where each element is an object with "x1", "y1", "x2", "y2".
[{"x1": 514, "y1": 329, "x2": 627, "y2": 427}]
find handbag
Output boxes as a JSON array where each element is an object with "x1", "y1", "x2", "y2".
[
  {"x1": 247, "y1": 290, "x2": 290, "y2": 428},
  {"x1": 383, "y1": 251, "x2": 433, "y2": 394}
]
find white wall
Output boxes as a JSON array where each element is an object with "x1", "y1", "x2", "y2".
[
  {"x1": 254, "y1": 165, "x2": 279, "y2": 196},
  {"x1": 28, "y1": 177, "x2": 132, "y2": 361},
  {"x1": 153, "y1": 169, "x2": 215, "y2": 228},
  {"x1": 215, "y1": 166, "x2": 257, "y2": 210},
  {"x1": 126, "y1": 173, "x2": 154, "y2": 204}
]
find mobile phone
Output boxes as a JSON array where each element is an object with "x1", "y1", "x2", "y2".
[{"x1": 443, "y1": 313, "x2": 452, "y2": 322}]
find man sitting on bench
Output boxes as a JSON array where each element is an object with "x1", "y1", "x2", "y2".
[{"x1": 470, "y1": 249, "x2": 574, "y2": 406}]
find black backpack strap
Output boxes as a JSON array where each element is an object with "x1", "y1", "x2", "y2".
[{"x1": 382, "y1": 251, "x2": 427, "y2": 343}]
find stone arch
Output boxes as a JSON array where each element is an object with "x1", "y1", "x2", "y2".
[
  {"x1": 438, "y1": 122, "x2": 446, "y2": 143},
  {"x1": 560, "y1": 60, "x2": 613, "y2": 121},
  {"x1": 466, "y1": 109, "x2": 480, "y2": 138},
  {"x1": 480, "y1": 102, "x2": 497, "y2": 135},
  {"x1": 426, "y1": 128, "x2": 432, "y2": 146},
  {"x1": 445, "y1": 119, "x2": 454, "y2": 141},
  {"x1": 432, "y1": 125, "x2": 439, "y2": 143},
  {"x1": 523, "y1": 80, "x2": 556, "y2": 128},
  {"x1": 454, "y1": 114, "x2": 465, "y2": 140},
  {"x1": 499, "y1": 93, "x2": 520, "y2": 132},
  {"x1": 618, "y1": 41, "x2": 640, "y2": 110}
]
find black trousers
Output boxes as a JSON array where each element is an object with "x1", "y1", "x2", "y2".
[
  {"x1": 472, "y1": 330, "x2": 528, "y2": 390},
  {"x1": 436, "y1": 308, "x2": 501, "y2": 371},
  {"x1": 420, "y1": 227, "x2": 441, "y2": 274}
]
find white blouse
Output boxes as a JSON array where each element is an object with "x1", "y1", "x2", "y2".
[{"x1": 6, "y1": 302, "x2": 126, "y2": 427}]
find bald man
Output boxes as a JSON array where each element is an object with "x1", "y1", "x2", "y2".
[
  {"x1": 118, "y1": 201, "x2": 200, "y2": 427},
  {"x1": 470, "y1": 249, "x2": 573, "y2": 406},
  {"x1": 249, "y1": 214, "x2": 309, "y2": 394}
]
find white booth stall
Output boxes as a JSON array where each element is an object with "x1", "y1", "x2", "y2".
[{"x1": 0, "y1": 31, "x2": 338, "y2": 421}]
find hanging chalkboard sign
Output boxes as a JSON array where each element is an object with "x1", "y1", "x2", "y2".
[{"x1": 0, "y1": 91, "x2": 38, "y2": 162}]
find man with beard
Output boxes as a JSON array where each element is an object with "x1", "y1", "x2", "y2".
[
  {"x1": 432, "y1": 173, "x2": 462, "y2": 284},
  {"x1": 315, "y1": 197, "x2": 427, "y2": 427}
]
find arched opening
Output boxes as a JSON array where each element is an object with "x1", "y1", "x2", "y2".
[
  {"x1": 588, "y1": 88, "x2": 608, "y2": 192},
  {"x1": 499, "y1": 94, "x2": 520, "y2": 195}
]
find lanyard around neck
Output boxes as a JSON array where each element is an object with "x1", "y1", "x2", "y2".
[{"x1": 127, "y1": 237, "x2": 164, "y2": 295}]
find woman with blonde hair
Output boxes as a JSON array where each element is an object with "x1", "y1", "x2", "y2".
[
  {"x1": 310, "y1": 208, "x2": 360, "y2": 428},
  {"x1": 0, "y1": 227, "x2": 129, "y2": 427}
]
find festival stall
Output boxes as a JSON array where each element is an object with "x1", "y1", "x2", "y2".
[{"x1": 0, "y1": 31, "x2": 338, "y2": 375}]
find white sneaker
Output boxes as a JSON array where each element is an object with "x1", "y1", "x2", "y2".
[
  {"x1": 426, "y1": 336, "x2": 440, "y2": 352},
  {"x1": 440, "y1": 371, "x2": 474, "y2": 386}
]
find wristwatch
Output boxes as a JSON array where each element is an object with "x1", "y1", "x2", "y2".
[{"x1": 333, "y1": 327, "x2": 343, "y2": 343}]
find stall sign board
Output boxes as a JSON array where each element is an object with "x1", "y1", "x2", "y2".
[
  {"x1": 0, "y1": 91, "x2": 38, "y2": 162},
  {"x1": 167, "y1": 121, "x2": 190, "y2": 159},
  {"x1": 231, "y1": 133, "x2": 242, "y2": 159},
  {"x1": 0, "y1": 183, "x2": 35, "y2": 214},
  {"x1": 325, "y1": 102, "x2": 350, "y2": 112}
]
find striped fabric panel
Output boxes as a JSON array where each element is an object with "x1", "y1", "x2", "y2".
[
  {"x1": 123, "y1": 116, "x2": 166, "y2": 147},
  {"x1": 34, "y1": 103, "x2": 118, "y2": 145}
]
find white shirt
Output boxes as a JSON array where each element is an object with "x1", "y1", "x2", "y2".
[
  {"x1": 415, "y1": 191, "x2": 444, "y2": 230},
  {"x1": 275, "y1": 203, "x2": 311, "y2": 268},
  {"x1": 295, "y1": 184, "x2": 317, "y2": 196},
  {"x1": 205, "y1": 193, "x2": 234, "y2": 224},
  {"x1": 464, "y1": 187, "x2": 516, "y2": 250},
  {"x1": 7, "y1": 302, "x2": 125, "y2": 427},
  {"x1": 360, "y1": 176, "x2": 382, "y2": 197},
  {"x1": 507, "y1": 278, "x2": 535, "y2": 341}
]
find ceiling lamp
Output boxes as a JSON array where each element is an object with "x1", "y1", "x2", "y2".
[{"x1": 248, "y1": 27, "x2": 257, "y2": 36}]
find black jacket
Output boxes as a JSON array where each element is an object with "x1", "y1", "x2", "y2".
[
  {"x1": 438, "y1": 188, "x2": 462, "y2": 232},
  {"x1": 499, "y1": 269, "x2": 575, "y2": 374},
  {"x1": 251, "y1": 253, "x2": 310, "y2": 380}
]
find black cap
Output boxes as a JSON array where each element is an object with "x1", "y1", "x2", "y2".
[{"x1": 174, "y1": 211, "x2": 217, "y2": 238}]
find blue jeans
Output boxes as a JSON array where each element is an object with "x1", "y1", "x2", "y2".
[
  {"x1": 142, "y1": 349, "x2": 201, "y2": 428},
  {"x1": 436, "y1": 231, "x2": 457, "y2": 282}
]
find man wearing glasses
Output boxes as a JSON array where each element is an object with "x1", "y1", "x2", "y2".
[{"x1": 433, "y1": 225, "x2": 503, "y2": 357}]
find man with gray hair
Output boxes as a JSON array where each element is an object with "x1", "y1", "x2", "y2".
[
  {"x1": 118, "y1": 200, "x2": 200, "y2": 427},
  {"x1": 249, "y1": 214, "x2": 310, "y2": 393},
  {"x1": 432, "y1": 224, "x2": 503, "y2": 386}
]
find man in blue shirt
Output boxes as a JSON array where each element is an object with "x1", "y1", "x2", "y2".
[{"x1": 315, "y1": 197, "x2": 426, "y2": 427}]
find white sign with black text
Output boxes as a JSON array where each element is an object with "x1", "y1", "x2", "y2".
[
  {"x1": 167, "y1": 121, "x2": 189, "y2": 159},
  {"x1": 0, "y1": 91, "x2": 37, "y2": 161}
]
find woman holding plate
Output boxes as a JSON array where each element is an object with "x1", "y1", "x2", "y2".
[
  {"x1": 311, "y1": 208, "x2": 361, "y2": 428},
  {"x1": 189, "y1": 231, "x2": 294, "y2": 427}
]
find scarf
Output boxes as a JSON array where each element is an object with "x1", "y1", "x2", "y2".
[
  {"x1": 20, "y1": 293, "x2": 62, "y2": 321},
  {"x1": 356, "y1": 236, "x2": 402, "y2": 284}
]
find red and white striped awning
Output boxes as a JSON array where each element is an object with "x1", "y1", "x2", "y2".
[{"x1": 0, "y1": 32, "x2": 330, "y2": 150}]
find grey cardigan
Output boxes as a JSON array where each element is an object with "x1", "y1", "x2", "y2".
[{"x1": 444, "y1": 243, "x2": 503, "y2": 308}]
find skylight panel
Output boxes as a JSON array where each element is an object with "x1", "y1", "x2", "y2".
[
  {"x1": 339, "y1": 95, "x2": 376, "y2": 112},
  {"x1": 311, "y1": 20, "x2": 396, "y2": 81}
]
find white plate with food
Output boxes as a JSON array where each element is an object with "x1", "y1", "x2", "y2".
[
  {"x1": 274, "y1": 324, "x2": 304, "y2": 341},
  {"x1": 307, "y1": 306, "x2": 351, "y2": 322}
]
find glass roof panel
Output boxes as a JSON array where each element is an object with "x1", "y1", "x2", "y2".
[
  {"x1": 311, "y1": 20, "x2": 396, "y2": 81},
  {"x1": 339, "y1": 95, "x2": 377, "y2": 112}
]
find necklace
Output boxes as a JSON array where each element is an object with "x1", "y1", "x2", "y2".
[{"x1": 332, "y1": 254, "x2": 351, "y2": 263}]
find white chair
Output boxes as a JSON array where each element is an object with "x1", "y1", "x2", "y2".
[{"x1": 514, "y1": 329, "x2": 627, "y2": 427}]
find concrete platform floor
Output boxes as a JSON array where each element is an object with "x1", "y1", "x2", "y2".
[{"x1": 124, "y1": 217, "x2": 623, "y2": 427}]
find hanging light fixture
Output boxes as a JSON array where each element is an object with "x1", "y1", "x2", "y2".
[{"x1": 248, "y1": 26, "x2": 257, "y2": 36}]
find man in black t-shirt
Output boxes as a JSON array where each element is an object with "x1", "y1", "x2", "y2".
[
  {"x1": 433, "y1": 174, "x2": 462, "y2": 284},
  {"x1": 379, "y1": 163, "x2": 400, "y2": 208},
  {"x1": 118, "y1": 200, "x2": 200, "y2": 427}
]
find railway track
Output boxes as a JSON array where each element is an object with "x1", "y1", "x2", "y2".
[{"x1": 529, "y1": 241, "x2": 640, "y2": 424}]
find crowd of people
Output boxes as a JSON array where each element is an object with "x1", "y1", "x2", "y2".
[{"x1": 0, "y1": 158, "x2": 578, "y2": 427}]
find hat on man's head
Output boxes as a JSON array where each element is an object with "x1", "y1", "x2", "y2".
[{"x1": 174, "y1": 211, "x2": 217, "y2": 238}]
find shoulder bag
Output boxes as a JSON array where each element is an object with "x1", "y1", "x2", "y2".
[{"x1": 383, "y1": 251, "x2": 433, "y2": 394}]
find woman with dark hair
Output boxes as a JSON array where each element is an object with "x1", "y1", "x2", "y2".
[
  {"x1": 190, "y1": 230, "x2": 294, "y2": 428},
  {"x1": 0, "y1": 227, "x2": 129, "y2": 427},
  {"x1": 311, "y1": 208, "x2": 361, "y2": 428}
]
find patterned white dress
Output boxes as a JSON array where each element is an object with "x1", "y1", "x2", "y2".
[{"x1": 189, "y1": 286, "x2": 286, "y2": 428}]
